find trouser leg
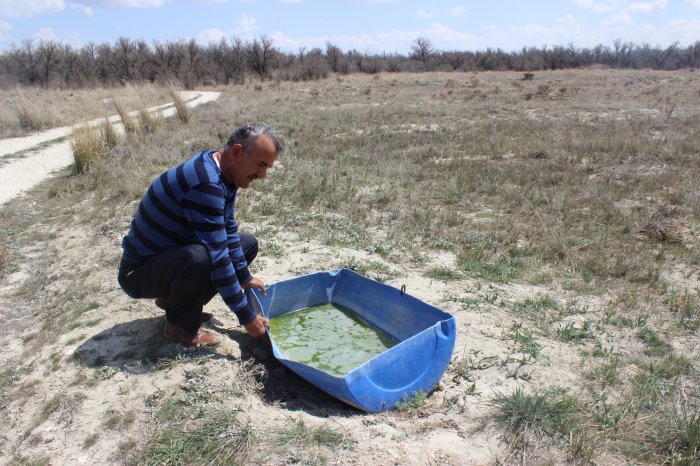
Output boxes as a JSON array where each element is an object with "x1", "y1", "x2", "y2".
[
  {"x1": 118, "y1": 244, "x2": 211, "y2": 332},
  {"x1": 239, "y1": 233, "x2": 259, "y2": 264},
  {"x1": 118, "y1": 234, "x2": 259, "y2": 330}
]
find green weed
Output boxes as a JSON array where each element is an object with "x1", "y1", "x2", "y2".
[
  {"x1": 490, "y1": 386, "x2": 580, "y2": 440},
  {"x1": 637, "y1": 327, "x2": 673, "y2": 356},
  {"x1": 425, "y1": 266, "x2": 461, "y2": 281},
  {"x1": 503, "y1": 322, "x2": 542, "y2": 359},
  {"x1": 275, "y1": 418, "x2": 346, "y2": 449},
  {"x1": 556, "y1": 320, "x2": 594, "y2": 343},
  {"x1": 139, "y1": 411, "x2": 255, "y2": 465},
  {"x1": 458, "y1": 254, "x2": 523, "y2": 283},
  {"x1": 395, "y1": 390, "x2": 429, "y2": 415},
  {"x1": 668, "y1": 289, "x2": 700, "y2": 332},
  {"x1": 644, "y1": 402, "x2": 700, "y2": 465}
]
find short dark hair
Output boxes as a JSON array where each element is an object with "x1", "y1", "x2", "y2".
[{"x1": 226, "y1": 122, "x2": 283, "y2": 154}]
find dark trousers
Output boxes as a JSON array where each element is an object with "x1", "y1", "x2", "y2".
[{"x1": 118, "y1": 234, "x2": 258, "y2": 332}]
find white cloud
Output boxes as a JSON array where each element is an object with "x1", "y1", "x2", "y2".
[
  {"x1": 684, "y1": 0, "x2": 700, "y2": 8},
  {"x1": 198, "y1": 28, "x2": 226, "y2": 44},
  {"x1": 0, "y1": 21, "x2": 11, "y2": 43},
  {"x1": 572, "y1": 0, "x2": 622, "y2": 13},
  {"x1": 236, "y1": 12, "x2": 259, "y2": 35},
  {"x1": 195, "y1": 13, "x2": 260, "y2": 44},
  {"x1": 0, "y1": 0, "x2": 65, "y2": 18},
  {"x1": 70, "y1": 2, "x2": 93, "y2": 15},
  {"x1": 73, "y1": 0, "x2": 170, "y2": 7},
  {"x1": 417, "y1": 9, "x2": 434, "y2": 19},
  {"x1": 109, "y1": 0, "x2": 169, "y2": 6},
  {"x1": 626, "y1": 0, "x2": 666, "y2": 13},
  {"x1": 64, "y1": 31, "x2": 82, "y2": 47},
  {"x1": 32, "y1": 26, "x2": 58, "y2": 42},
  {"x1": 573, "y1": 0, "x2": 667, "y2": 14},
  {"x1": 450, "y1": 6, "x2": 467, "y2": 16},
  {"x1": 603, "y1": 13, "x2": 633, "y2": 27},
  {"x1": 477, "y1": 15, "x2": 618, "y2": 50}
]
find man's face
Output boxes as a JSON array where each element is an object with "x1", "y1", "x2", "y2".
[{"x1": 222, "y1": 134, "x2": 278, "y2": 189}]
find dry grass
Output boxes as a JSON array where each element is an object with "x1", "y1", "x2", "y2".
[
  {"x1": 1, "y1": 69, "x2": 698, "y2": 465},
  {"x1": 167, "y1": 85, "x2": 191, "y2": 124},
  {"x1": 114, "y1": 101, "x2": 139, "y2": 134},
  {"x1": 0, "y1": 84, "x2": 170, "y2": 139},
  {"x1": 70, "y1": 123, "x2": 104, "y2": 173}
]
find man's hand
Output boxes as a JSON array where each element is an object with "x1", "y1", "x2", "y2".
[
  {"x1": 242, "y1": 277, "x2": 266, "y2": 296},
  {"x1": 243, "y1": 314, "x2": 269, "y2": 341}
]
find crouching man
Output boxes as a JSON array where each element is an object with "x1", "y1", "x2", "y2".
[{"x1": 117, "y1": 122, "x2": 282, "y2": 346}]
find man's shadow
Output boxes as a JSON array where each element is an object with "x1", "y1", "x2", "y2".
[{"x1": 76, "y1": 316, "x2": 360, "y2": 416}]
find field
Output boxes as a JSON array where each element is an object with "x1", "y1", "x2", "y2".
[{"x1": 0, "y1": 69, "x2": 699, "y2": 465}]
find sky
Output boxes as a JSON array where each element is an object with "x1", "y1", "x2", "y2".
[{"x1": 0, "y1": 0, "x2": 699, "y2": 54}]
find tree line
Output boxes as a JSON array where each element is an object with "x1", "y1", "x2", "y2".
[{"x1": 1, "y1": 35, "x2": 698, "y2": 89}]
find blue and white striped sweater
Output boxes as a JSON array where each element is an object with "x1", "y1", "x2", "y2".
[{"x1": 121, "y1": 150, "x2": 254, "y2": 324}]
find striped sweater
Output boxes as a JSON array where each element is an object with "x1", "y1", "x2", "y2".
[{"x1": 121, "y1": 150, "x2": 255, "y2": 324}]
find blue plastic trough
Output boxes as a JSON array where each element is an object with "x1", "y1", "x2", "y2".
[{"x1": 249, "y1": 268, "x2": 456, "y2": 413}]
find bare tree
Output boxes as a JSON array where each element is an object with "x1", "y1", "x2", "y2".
[
  {"x1": 59, "y1": 43, "x2": 79, "y2": 86},
  {"x1": 12, "y1": 40, "x2": 40, "y2": 84},
  {"x1": 325, "y1": 42, "x2": 343, "y2": 73},
  {"x1": 111, "y1": 37, "x2": 137, "y2": 83},
  {"x1": 246, "y1": 35, "x2": 276, "y2": 80},
  {"x1": 36, "y1": 40, "x2": 60, "y2": 87},
  {"x1": 411, "y1": 37, "x2": 433, "y2": 70},
  {"x1": 174, "y1": 38, "x2": 203, "y2": 89},
  {"x1": 78, "y1": 43, "x2": 99, "y2": 87}
]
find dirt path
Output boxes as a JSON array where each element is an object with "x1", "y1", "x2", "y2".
[{"x1": 0, "y1": 91, "x2": 221, "y2": 205}]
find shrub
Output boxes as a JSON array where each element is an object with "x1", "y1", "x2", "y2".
[
  {"x1": 101, "y1": 117, "x2": 119, "y2": 149},
  {"x1": 114, "y1": 101, "x2": 138, "y2": 134},
  {"x1": 70, "y1": 123, "x2": 104, "y2": 173},
  {"x1": 167, "y1": 86, "x2": 190, "y2": 124},
  {"x1": 645, "y1": 403, "x2": 700, "y2": 465}
]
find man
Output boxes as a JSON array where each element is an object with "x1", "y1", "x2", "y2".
[{"x1": 117, "y1": 122, "x2": 282, "y2": 347}]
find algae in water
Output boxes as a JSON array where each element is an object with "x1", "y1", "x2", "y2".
[{"x1": 269, "y1": 303, "x2": 397, "y2": 376}]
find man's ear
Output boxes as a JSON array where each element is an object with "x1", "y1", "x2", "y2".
[{"x1": 231, "y1": 143, "x2": 244, "y2": 159}]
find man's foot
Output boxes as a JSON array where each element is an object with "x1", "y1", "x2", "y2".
[
  {"x1": 155, "y1": 298, "x2": 213, "y2": 323},
  {"x1": 164, "y1": 322, "x2": 220, "y2": 347}
]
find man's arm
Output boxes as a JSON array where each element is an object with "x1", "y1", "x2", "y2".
[{"x1": 181, "y1": 183, "x2": 256, "y2": 326}]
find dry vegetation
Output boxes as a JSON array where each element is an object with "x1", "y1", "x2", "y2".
[
  {"x1": 0, "y1": 83, "x2": 171, "y2": 139},
  {"x1": 0, "y1": 69, "x2": 699, "y2": 465}
]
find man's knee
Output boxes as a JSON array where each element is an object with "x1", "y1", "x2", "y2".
[
  {"x1": 178, "y1": 244, "x2": 211, "y2": 275},
  {"x1": 240, "y1": 233, "x2": 258, "y2": 264}
]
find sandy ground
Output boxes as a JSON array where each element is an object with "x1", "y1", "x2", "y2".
[
  {"x1": 0, "y1": 91, "x2": 220, "y2": 205},
  {"x1": 0, "y1": 86, "x2": 697, "y2": 465}
]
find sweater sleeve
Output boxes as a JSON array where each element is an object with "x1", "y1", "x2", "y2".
[
  {"x1": 181, "y1": 183, "x2": 256, "y2": 325},
  {"x1": 225, "y1": 216, "x2": 253, "y2": 285}
]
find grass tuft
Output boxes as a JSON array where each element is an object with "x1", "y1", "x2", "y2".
[
  {"x1": 140, "y1": 411, "x2": 255, "y2": 465},
  {"x1": 100, "y1": 117, "x2": 119, "y2": 149},
  {"x1": 275, "y1": 418, "x2": 346, "y2": 449},
  {"x1": 15, "y1": 89, "x2": 54, "y2": 131},
  {"x1": 70, "y1": 123, "x2": 104, "y2": 173},
  {"x1": 114, "y1": 101, "x2": 138, "y2": 134},
  {"x1": 168, "y1": 86, "x2": 191, "y2": 124},
  {"x1": 395, "y1": 390, "x2": 429, "y2": 414},
  {"x1": 491, "y1": 386, "x2": 580, "y2": 443},
  {"x1": 644, "y1": 402, "x2": 700, "y2": 465},
  {"x1": 138, "y1": 106, "x2": 160, "y2": 134}
]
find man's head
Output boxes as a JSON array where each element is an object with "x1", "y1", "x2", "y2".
[{"x1": 220, "y1": 122, "x2": 283, "y2": 189}]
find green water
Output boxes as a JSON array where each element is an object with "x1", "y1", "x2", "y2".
[{"x1": 269, "y1": 303, "x2": 397, "y2": 377}]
